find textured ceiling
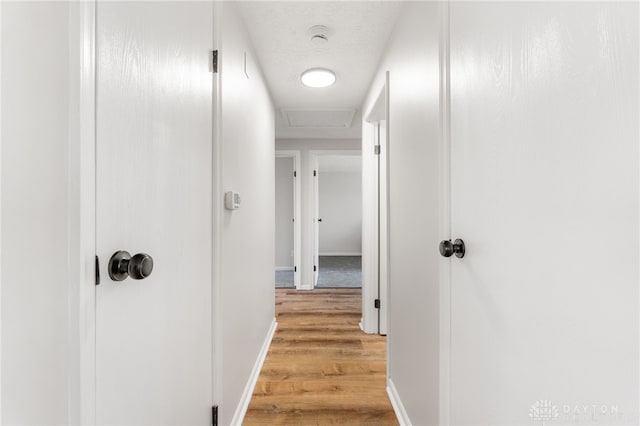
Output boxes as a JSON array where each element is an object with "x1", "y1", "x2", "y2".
[{"x1": 237, "y1": 2, "x2": 402, "y2": 139}]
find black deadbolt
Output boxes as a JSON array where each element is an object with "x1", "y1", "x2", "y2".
[
  {"x1": 439, "y1": 239, "x2": 465, "y2": 258},
  {"x1": 108, "y1": 250, "x2": 154, "y2": 281}
]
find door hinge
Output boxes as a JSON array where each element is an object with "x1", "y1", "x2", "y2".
[
  {"x1": 212, "y1": 50, "x2": 218, "y2": 73},
  {"x1": 313, "y1": 170, "x2": 317, "y2": 177},
  {"x1": 313, "y1": 265, "x2": 317, "y2": 272},
  {"x1": 95, "y1": 255, "x2": 100, "y2": 285},
  {"x1": 374, "y1": 299, "x2": 381, "y2": 309},
  {"x1": 374, "y1": 145, "x2": 381, "y2": 155},
  {"x1": 294, "y1": 266, "x2": 297, "y2": 272},
  {"x1": 294, "y1": 170, "x2": 297, "y2": 177},
  {"x1": 212, "y1": 405, "x2": 218, "y2": 426}
]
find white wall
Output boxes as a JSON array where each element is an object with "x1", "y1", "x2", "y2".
[
  {"x1": 362, "y1": 3, "x2": 441, "y2": 425},
  {"x1": 275, "y1": 157, "x2": 294, "y2": 268},
  {"x1": 1, "y1": 2, "x2": 71, "y2": 423},
  {"x1": 318, "y1": 172, "x2": 362, "y2": 255},
  {"x1": 275, "y1": 139, "x2": 360, "y2": 288},
  {"x1": 219, "y1": 3, "x2": 275, "y2": 425}
]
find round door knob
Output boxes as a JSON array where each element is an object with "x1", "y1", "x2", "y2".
[
  {"x1": 439, "y1": 240, "x2": 454, "y2": 257},
  {"x1": 129, "y1": 253, "x2": 154, "y2": 280},
  {"x1": 439, "y1": 239, "x2": 465, "y2": 258},
  {"x1": 108, "y1": 250, "x2": 154, "y2": 281}
]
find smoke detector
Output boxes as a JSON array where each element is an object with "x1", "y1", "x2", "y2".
[{"x1": 308, "y1": 25, "x2": 330, "y2": 45}]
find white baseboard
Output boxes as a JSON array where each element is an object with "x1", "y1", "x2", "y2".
[
  {"x1": 230, "y1": 318, "x2": 277, "y2": 426},
  {"x1": 275, "y1": 266, "x2": 294, "y2": 271},
  {"x1": 387, "y1": 378, "x2": 412, "y2": 426},
  {"x1": 297, "y1": 285, "x2": 314, "y2": 291},
  {"x1": 319, "y1": 252, "x2": 362, "y2": 257}
]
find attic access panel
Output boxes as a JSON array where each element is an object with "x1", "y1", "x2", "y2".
[{"x1": 281, "y1": 109, "x2": 357, "y2": 128}]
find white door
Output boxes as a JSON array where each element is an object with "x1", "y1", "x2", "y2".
[
  {"x1": 313, "y1": 163, "x2": 320, "y2": 286},
  {"x1": 378, "y1": 120, "x2": 388, "y2": 335},
  {"x1": 448, "y1": 2, "x2": 638, "y2": 424},
  {"x1": 274, "y1": 156, "x2": 296, "y2": 285},
  {"x1": 96, "y1": 2, "x2": 213, "y2": 424}
]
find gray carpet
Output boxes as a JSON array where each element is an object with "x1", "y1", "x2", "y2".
[
  {"x1": 274, "y1": 256, "x2": 362, "y2": 288},
  {"x1": 317, "y1": 256, "x2": 362, "y2": 288},
  {"x1": 275, "y1": 270, "x2": 295, "y2": 288}
]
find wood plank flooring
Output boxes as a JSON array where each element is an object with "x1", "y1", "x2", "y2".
[{"x1": 243, "y1": 289, "x2": 398, "y2": 425}]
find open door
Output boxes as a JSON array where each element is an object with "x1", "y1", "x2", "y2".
[
  {"x1": 95, "y1": 2, "x2": 213, "y2": 423},
  {"x1": 313, "y1": 159, "x2": 320, "y2": 286},
  {"x1": 363, "y1": 74, "x2": 389, "y2": 335},
  {"x1": 377, "y1": 119, "x2": 388, "y2": 335},
  {"x1": 275, "y1": 151, "x2": 301, "y2": 289}
]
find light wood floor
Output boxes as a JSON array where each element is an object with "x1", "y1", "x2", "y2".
[{"x1": 243, "y1": 289, "x2": 398, "y2": 425}]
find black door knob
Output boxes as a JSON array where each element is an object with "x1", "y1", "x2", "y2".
[
  {"x1": 439, "y1": 240, "x2": 454, "y2": 257},
  {"x1": 439, "y1": 239, "x2": 465, "y2": 258},
  {"x1": 129, "y1": 253, "x2": 154, "y2": 279},
  {"x1": 108, "y1": 250, "x2": 154, "y2": 281}
]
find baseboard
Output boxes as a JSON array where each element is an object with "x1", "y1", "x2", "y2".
[
  {"x1": 230, "y1": 318, "x2": 277, "y2": 426},
  {"x1": 319, "y1": 252, "x2": 362, "y2": 257},
  {"x1": 387, "y1": 378, "x2": 412, "y2": 426},
  {"x1": 275, "y1": 266, "x2": 294, "y2": 271}
]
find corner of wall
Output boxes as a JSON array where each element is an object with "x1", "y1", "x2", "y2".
[
  {"x1": 387, "y1": 379, "x2": 413, "y2": 426},
  {"x1": 229, "y1": 319, "x2": 277, "y2": 426}
]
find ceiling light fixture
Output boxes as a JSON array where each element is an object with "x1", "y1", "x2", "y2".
[{"x1": 300, "y1": 68, "x2": 336, "y2": 88}]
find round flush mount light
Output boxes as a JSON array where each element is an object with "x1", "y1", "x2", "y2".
[{"x1": 300, "y1": 68, "x2": 336, "y2": 88}]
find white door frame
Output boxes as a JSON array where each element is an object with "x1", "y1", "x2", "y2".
[
  {"x1": 275, "y1": 150, "x2": 302, "y2": 289},
  {"x1": 68, "y1": 1, "x2": 97, "y2": 423},
  {"x1": 307, "y1": 150, "x2": 361, "y2": 290},
  {"x1": 211, "y1": 0, "x2": 223, "y2": 415},
  {"x1": 0, "y1": 1, "x2": 4, "y2": 419},
  {"x1": 438, "y1": 2, "x2": 451, "y2": 424}
]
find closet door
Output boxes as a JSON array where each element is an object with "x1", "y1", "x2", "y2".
[
  {"x1": 448, "y1": 3, "x2": 638, "y2": 424},
  {"x1": 96, "y1": 2, "x2": 213, "y2": 423}
]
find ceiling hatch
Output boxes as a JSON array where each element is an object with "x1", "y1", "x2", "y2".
[{"x1": 281, "y1": 109, "x2": 357, "y2": 128}]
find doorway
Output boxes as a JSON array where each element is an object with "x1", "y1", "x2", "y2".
[
  {"x1": 310, "y1": 151, "x2": 363, "y2": 289},
  {"x1": 274, "y1": 151, "x2": 301, "y2": 289}
]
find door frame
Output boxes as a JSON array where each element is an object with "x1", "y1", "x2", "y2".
[
  {"x1": 307, "y1": 150, "x2": 361, "y2": 290},
  {"x1": 438, "y1": 2, "x2": 451, "y2": 425},
  {"x1": 0, "y1": 1, "x2": 4, "y2": 419},
  {"x1": 68, "y1": 1, "x2": 97, "y2": 423},
  {"x1": 211, "y1": 0, "x2": 223, "y2": 415},
  {"x1": 275, "y1": 150, "x2": 302, "y2": 289}
]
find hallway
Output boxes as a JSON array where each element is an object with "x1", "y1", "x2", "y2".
[
  {"x1": 244, "y1": 289, "x2": 397, "y2": 424},
  {"x1": 1, "y1": 1, "x2": 638, "y2": 424}
]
